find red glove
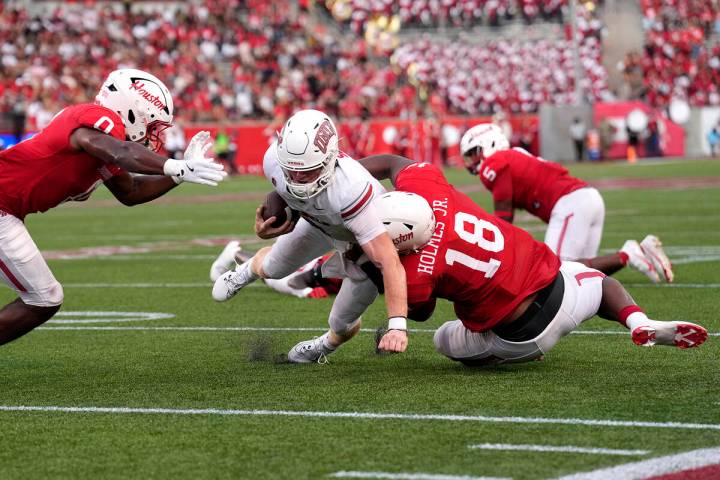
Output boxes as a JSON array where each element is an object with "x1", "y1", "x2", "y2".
[{"x1": 307, "y1": 287, "x2": 329, "y2": 299}]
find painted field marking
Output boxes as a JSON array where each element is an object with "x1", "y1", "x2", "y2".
[
  {"x1": 329, "y1": 472, "x2": 509, "y2": 480},
  {"x1": 0, "y1": 405, "x2": 718, "y2": 431},
  {"x1": 468, "y1": 443, "x2": 649, "y2": 456},
  {"x1": 59, "y1": 282, "x2": 720, "y2": 289},
  {"x1": 35, "y1": 325, "x2": 720, "y2": 337},
  {"x1": 552, "y1": 446, "x2": 720, "y2": 480},
  {"x1": 48, "y1": 311, "x2": 174, "y2": 324},
  {"x1": 56, "y1": 254, "x2": 218, "y2": 261},
  {"x1": 625, "y1": 283, "x2": 720, "y2": 289}
]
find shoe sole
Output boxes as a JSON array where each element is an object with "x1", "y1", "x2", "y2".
[
  {"x1": 210, "y1": 241, "x2": 241, "y2": 282},
  {"x1": 622, "y1": 241, "x2": 660, "y2": 283},
  {"x1": 632, "y1": 323, "x2": 707, "y2": 349},
  {"x1": 640, "y1": 239, "x2": 674, "y2": 283}
]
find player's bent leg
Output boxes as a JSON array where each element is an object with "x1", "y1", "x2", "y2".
[
  {"x1": 0, "y1": 298, "x2": 61, "y2": 346},
  {"x1": 0, "y1": 216, "x2": 65, "y2": 344},
  {"x1": 545, "y1": 188, "x2": 602, "y2": 261},
  {"x1": 598, "y1": 277, "x2": 706, "y2": 349},
  {"x1": 287, "y1": 320, "x2": 362, "y2": 364},
  {"x1": 287, "y1": 275, "x2": 377, "y2": 364},
  {"x1": 0, "y1": 279, "x2": 64, "y2": 346},
  {"x1": 212, "y1": 246, "x2": 270, "y2": 302},
  {"x1": 453, "y1": 262, "x2": 603, "y2": 365}
]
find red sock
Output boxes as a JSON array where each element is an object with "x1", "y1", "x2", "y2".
[
  {"x1": 618, "y1": 251, "x2": 629, "y2": 266},
  {"x1": 618, "y1": 305, "x2": 644, "y2": 327}
]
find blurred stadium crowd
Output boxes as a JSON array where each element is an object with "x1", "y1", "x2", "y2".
[
  {"x1": 0, "y1": 0, "x2": 719, "y2": 145},
  {"x1": 621, "y1": 0, "x2": 720, "y2": 109}
]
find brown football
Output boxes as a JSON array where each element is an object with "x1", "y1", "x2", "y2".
[{"x1": 262, "y1": 191, "x2": 300, "y2": 228}]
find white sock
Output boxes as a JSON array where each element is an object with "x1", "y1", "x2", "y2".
[
  {"x1": 626, "y1": 311, "x2": 660, "y2": 330},
  {"x1": 321, "y1": 332, "x2": 337, "y2": 352},
  {"x1": 236, "y1": 260, "x2": 259, "y2": 282}
]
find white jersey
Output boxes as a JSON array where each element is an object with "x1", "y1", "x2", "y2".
[{"x1": 263, "y1": 145, "x2": 386, "y2": 245}]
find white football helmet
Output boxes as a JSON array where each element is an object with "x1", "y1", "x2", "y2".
[
  {"x1": 459, "y1": 123, "x2": 510, "y2": 174},
  {"x1": 95, "y1": 68, "x2": 174, "y2": 151},
  {"x1": 375, "y1": 191, "x2": 436, "y2": 254},
  {"x1": 275, "y1": 109, "x2": 339, "y2": 199}
]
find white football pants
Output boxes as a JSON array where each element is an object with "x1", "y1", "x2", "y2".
[
  {"x1": 261, "y1": 218, "x2": 377, "y2": 335},
  {"x1": 433, "y1": 261, "x2": 605, "y2": 365},
  {"x1": 0, "y1": 212, "x2": 63, "y2": 306},
  {"x1": 544, "y1": 187, "x2": 605, "y2": 260}
]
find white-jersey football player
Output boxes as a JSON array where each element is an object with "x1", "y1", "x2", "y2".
[{"x1": 212, "y1": 109, "x2": 408, "y2": 363}]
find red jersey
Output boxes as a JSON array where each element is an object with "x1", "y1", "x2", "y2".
[
  {"x1": 396, "y1": 163, "x2": 560, "y2": 332},
  {"x1": 0, "y1": 104, "x2": 125, "y2": 219},
  {"x1": 479, "y1": 148, "x2": 588, "y2": 222}
]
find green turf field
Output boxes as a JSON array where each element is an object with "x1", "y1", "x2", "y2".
[{"x1": 1, "y1": 159, "x2": 719, "y2": 479}]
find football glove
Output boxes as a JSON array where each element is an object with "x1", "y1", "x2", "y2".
[{"x1": 163, "y1": 131, "x2": 227, "y2": 186}]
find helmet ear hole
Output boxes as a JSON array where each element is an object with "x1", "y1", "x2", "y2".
[{"x1": 127, "y1": 110, "x2": 136, "y2": 124}]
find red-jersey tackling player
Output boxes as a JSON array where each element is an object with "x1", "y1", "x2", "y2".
[
  {"x1": 0, "y1": 68, "x2": 227, "y2": 347},
  {"x1": 360, "y1": 155, "x2": 706, "y2": 365},
  {"x1": 459, "y1": 123, "x2": 674, "y2": 285}
]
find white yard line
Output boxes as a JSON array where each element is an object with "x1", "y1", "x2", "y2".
[
  {"x1": 329, "y1": 472, "x2": 509, "y2": 480},
  {"x1": 468, "y1": 443, "x2": 649, "y2": 456},
  {"x1": 59, "y1": 282, "x2": 720, "y2": 289},
  {"x1": 35, "y1": 325, "x2": 720, "y2": 337},
  {"x1": 624, "y1": 283, "x2": 720, "y2": 288},
  {"x1": 553, "y1": 447, "x2": 720, "y2": 480},
  {"x1": 0, "y1": 405, "x2": 718, "y2": 431}
]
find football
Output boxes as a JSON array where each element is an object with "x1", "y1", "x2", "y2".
[{"x1": 262, "y1": 191, "x2": 300, "y2": 228}]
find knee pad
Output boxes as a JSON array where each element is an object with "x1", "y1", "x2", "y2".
[{"x1": 329, "y1": 316, "x2": 361, "y2": 337}]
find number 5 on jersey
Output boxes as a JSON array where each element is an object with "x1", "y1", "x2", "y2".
[{"x1": 445, "y1": 212, "x2": 504, "y2": 278}]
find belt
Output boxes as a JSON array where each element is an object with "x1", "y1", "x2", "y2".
[{"x1": 491, "y1": 273, "x2": 565, "y2": 342}]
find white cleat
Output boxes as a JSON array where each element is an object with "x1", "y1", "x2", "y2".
[
  {"x1": 287, "y1": 336, "x2": 332, "y2": 364},
  {"x1": 640, "y1": 235, "x2": 674, "y2": 283},
  {"x1": 621, "y1": 240, "x2": 660, "y2": 283},
  {"x1": 631, "y1": 320, "x2": 707, "y2": 349},
  {"x1": 211, "y1": 260, "x2": 256, "y2": 302},
  {"x1": 210, "y1": 240, "x2": 241, "y2": 282}
]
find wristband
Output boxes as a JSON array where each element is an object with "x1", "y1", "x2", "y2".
[
  {"x1": 163, "y1": 159, "x2": 183, "y2": 177},
  {"x1": 387, "y1": 316, "x2": 407, "y2": 331}
]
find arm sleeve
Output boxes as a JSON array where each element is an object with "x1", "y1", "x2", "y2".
[
  {"x1": 339, "y1": 181, "x2": 386, "y2": 245},
  {"x1": 344, "y1": 195, "x2": 386, "y2": 246}
]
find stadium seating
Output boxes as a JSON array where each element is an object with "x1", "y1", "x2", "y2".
[
  {"x1": 630, "y1": 0, "x2": 720, "y2": 108},
  {"x1": 323, "y1": 0, "x2": 569, "y2": 34}
]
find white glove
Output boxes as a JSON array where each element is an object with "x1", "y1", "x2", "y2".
[{"x1": 163, "y1": 131, "x2": 227, "y2": 186}]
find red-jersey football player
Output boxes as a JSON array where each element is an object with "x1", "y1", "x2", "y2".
[
  {"x1": 0, "y1": 68, "x2": 226, "y2": 347},
  {"x1": 360, "y1": 155, "x2": 706, "y2": 365},
  {"x1": 459, "y1": 123, "x2": 674, "y2": 284}
]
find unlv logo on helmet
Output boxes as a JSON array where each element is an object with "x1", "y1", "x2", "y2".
[{"x1": 313, "y1": 119, "x2": 335, "y2": 154}]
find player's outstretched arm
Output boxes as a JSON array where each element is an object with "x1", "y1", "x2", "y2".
[
  {"x1": 360, "y1": 232, "x2": 409, "y2": 353},
  {"x1": 104, "y1": 172, "x2": 177, "y2": 206},
  {"x1": 71, "y1": 129, "x2": 227, "y2": 186},
  {"x1": 494, "y1": 199, "x2": 514, "y2": 223},
  {"x1": 358, "y1": 154, "x2": 415, "y2": 185}
]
